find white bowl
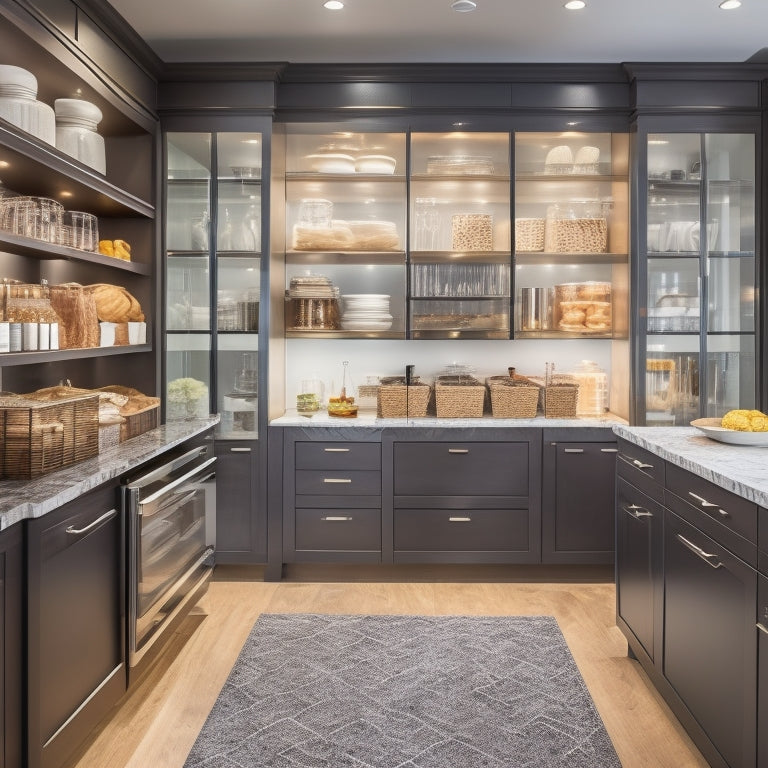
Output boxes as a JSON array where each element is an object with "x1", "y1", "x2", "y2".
[
  {"x1": 355, "y1": 154, "x2": 396, "y2": 174},
  {"x1": 305, "y1": 153, "x2": 355, "y2": 173}
]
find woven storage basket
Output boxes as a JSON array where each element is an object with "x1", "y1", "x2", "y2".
[
  {"x1": 487, "y1": 376, "x2": 539, "y2": 418},
  {"x1": 0, "y1": 392, "x2": 99, "y2": 479},
  {"x1": 98, "y1": 422, "x2": 122, "y2": 453},
  {"x1": 434, "y1": 376, "x2": 487, "y2": 418},
  {"x1": 48, "y1": 283, "x2": 100, "y2": 348},
  {"x1": 377, "y1": 380, "x2": 432, "y2": 418},
  {"x1": 538, "y1": 379, "x2": 580, "y2": 418},
  {"x1": 514, "y1": 218, "x2": 545, "y2": 252},
  {"x1": 96, "y1": 385, "x2": 160, "y2": 441}
]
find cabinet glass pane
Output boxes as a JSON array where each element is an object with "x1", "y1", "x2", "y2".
[
  {"x1": 646, "y1": 344, "x2": 699, "y2": 426},
  {"x1": 708, "y1": 255, "x2": 755, "y2": 333},
  {"x1": 647, "y1": 257, "x2": 699, "y2": 333},
  {"x1": 166, "y1": 334, "x2": 212, "y2": 418},
  {"x1": 647, "y1": 134, "x2": 700, "y2": 255},
  {"x1": 217, "y1": 132, "x2": 262, "y2": 253},
  {"x1": 705, "y1": 337, "x2": 755, "y2": 417}
]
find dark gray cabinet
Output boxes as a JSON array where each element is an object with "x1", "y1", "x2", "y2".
[
  {"x1": 284, "y1": 435, "x2": 383, "y2": 563},
  {"x1": 0, "y1": 523, "x2": 22, "y2": 768},
  {"x1": 26, "y1": 483, "x2": 126, "y2": 768},
  {"x1": 387, "y1": 429, "x2": 541, "y2": 564},
  {"x1": 615, "y1": 474, "x2": 663, "y2": 665},
  {"x1": 758, "y1": 572, "x2": 768, "y2": 768},
  {"x1": 664, "y1": 508, "x2": 756, "y2": 768},
  {"x1": 542, "y1": 435, "x2": 618, "y2": 564},
  {"x1": 214, "y1": 440, "x2": 265, "y2": 564}
]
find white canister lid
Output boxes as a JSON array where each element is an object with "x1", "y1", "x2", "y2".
[
  {"x1": 0, "y1": 65, "x2": 37, "y2": 98},
  {"x1": 54, "y1": 98, "x2": 103, "y2": 129}
]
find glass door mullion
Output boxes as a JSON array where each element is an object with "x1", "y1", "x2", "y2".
[
  {"x1": 698, "y1": 132, "x2": 708, "y2": 418},
  {"x1": 209, "y1": 133, "x2": 219, "y2": 413}
]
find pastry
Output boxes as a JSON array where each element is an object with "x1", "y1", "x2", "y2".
[
  {"x1": 98, "y1": 240, "x2": 114, "y2": 257},
  {"x1": 113, "y1": 239, "x2": 131, "y2": 260},
  {"x1": 86, "y1": 284, "x2": 145, "y2": 323}
]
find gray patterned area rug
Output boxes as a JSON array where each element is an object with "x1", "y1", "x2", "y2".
[{"x1": 184, "y1": 613, "x2": 621, "y2": 768}]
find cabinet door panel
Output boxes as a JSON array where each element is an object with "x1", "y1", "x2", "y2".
[
  {"x1": 295, "y1": 508, "x2": 381, "y2": 552},
  {"x1": 664, "y1": 510, "x2": 756, "y2": 768},
  {"x1": 616, "y1": 477, "x2": 662, "y2": 661},
  {"x1": 295, "y1": 469, "x2": 381, "y2": 496},
  {"x1": 296, "y1": 442, "x2": 380, "y2": 471},
  {"x1": 758, "y1": 573, "x2": 768, "y2": 768},
  {"x1": 394, "y1": 508, "x2": 528, "y2": 552},
  {"x1": 394, "y1": 442, "x2": 528, "y2": 496}
]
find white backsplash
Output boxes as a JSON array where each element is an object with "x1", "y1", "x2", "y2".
[{"x1": 285, "y1": 338, "x2": 615, "y2": 408}]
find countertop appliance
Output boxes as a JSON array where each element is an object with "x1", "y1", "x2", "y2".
[{"x1": 122, "y1": 442, "x2": 216, "y2": 683}]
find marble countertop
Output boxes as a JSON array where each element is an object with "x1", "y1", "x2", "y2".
[
  {"x1": 0, "y1": 417, "x2": 219, "y2": 531},
  {"x1": 271, "y1": 410, "x2": 627, "y2": 429},
  {"x1": 614, "y1": 425, "x2": 768, "y2": 508}
]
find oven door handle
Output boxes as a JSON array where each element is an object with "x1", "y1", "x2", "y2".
[{"x1": 138, "y1": 457, "x2": 216, "y2": 507}]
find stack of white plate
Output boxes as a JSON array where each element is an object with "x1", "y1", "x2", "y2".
[{"x1": 341, "y1": 294, "x2": 393, "y2": 331}]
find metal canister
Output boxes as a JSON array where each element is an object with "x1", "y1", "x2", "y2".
[{"x1": 519, "y1": 287, "x2": 552, "y2": 331}]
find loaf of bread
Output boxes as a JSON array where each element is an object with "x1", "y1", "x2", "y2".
[{"x1": 86, "y1": 284, "x2": 145, "y2": 323}]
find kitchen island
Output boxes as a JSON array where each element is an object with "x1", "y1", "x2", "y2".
[{"x1": 614, "y1": 424, "x2": 767, "y2": 768}]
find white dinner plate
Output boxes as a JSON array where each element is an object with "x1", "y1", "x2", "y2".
[{"x1": 690, "y1": 418, "x2": 768, "y2": 446}]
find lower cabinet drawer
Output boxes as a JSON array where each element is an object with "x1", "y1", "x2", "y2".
[
  {"x1": 295, "y1": 508, "x2": 381, "y2": 552},
  {"x1": 295, "y1": 469, "x2": 381, "y2": 496},
  {"x1": 394, "y1": 508, "x2": 529, "y2": 552}
]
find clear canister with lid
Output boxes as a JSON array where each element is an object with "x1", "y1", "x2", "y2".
[{"x1": 569, "y1": 360, "x2": 608, "y2": 416}]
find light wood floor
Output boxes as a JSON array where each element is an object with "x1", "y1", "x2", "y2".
[{"x1": 66, "y1": 564, "x2": 711, "y2": 768}]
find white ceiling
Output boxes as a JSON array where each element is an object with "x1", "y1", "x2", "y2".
[{"x1": 106, "y1": 0, "x2": 768, "y2": 65}]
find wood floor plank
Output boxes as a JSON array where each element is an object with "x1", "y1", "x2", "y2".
[{"x1": 65, "y1": 565, "x2": 711, "y2": 768}]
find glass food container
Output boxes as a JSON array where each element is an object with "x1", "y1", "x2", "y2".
[{"x1": 569, "y1": 360, "x2": 608, "y2": 416}]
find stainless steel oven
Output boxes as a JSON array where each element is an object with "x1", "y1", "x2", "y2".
[{"x1": 122, "y1": 442, "x2": 216, "y2": 681}]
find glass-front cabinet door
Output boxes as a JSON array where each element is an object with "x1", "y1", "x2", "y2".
[
  {"x1": 638, "y1": 126, "x2": 758, "y2": 424},
  {"x1": 410, "y1": 132, "x2": 511, "y2": 339},
  {"x1": 164, "y1": 130, "x2": 262, "y2": 437}
]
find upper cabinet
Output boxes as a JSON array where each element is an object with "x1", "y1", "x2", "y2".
[
  {"x1": 283, "y1": 124, "x2": 407, "y2": 339},
  {"x1": 165, "y1": 127, "x2": 265, "y2": 437},
  {"x1": 634, "y1": 120, "x2": 759, "y2": 425},
  {"x1": 0, "y1": 0, "x2": 158, "y2": 394},
  {"x1": 513, "y1": 131, "x2": 629, "y2": 340},
  {"x1": 409, "y1": 132, "x2": 511, "y2": 339}
]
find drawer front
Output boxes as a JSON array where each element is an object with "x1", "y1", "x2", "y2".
[
  {"x1": 295, "y1": 442, "x2": 380, "y2": 471},
  {"x1": 394, "y1": 508, "x2": 529, "y2": 552},
  {"x1": 295, "y1": 469, "x2": 381, "y2": 496},
  {"x1": 394, "y1": 442, "x2": 529, "y2": 496},
  {"x1": 759, "y1": 507, "x2": 767, "y2": 567},
  {"x1": 616, "y1": 438, "x2": 665, "y2": 487},
  {"x1": 295, "y1": 508, "x2": 381, "y2": 552},
  {"x1": 665, "y1": 462, "x2": 757, "y2": 545}
]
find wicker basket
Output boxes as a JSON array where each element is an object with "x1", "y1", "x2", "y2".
[
  {"x1": 533, "y1": 378, "x2": 580, "y2": 418},
  {"x1": 545, "y1": 217, "x2": 607, "y2": 254},
  {"x1": 0, "y1": 392, "x2": 99, "y2": 479},
  {"x1": 48, "y1": 283, "x2": 100, "y2": 349},
  {"x1": 434, "y1": 376, "x2": 487, "y2": 418},
  {"x1": 486, "y1": 376, "x2": 539, "y2": 418},
  {"x1": 96, "y1": 385, "x2": 160, "y2": 441},
  {"x1": 98, "y1": 422, "x2": 122, "y2": 453},
  {"x1": 377, "y1": 379, "x2": 432, "y2": 418}
]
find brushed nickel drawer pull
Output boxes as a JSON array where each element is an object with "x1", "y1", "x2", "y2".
[
  {"x1": 66, "y1": 508, "x2": 118, "y2": 537},
  {"x1": 601, "y1": 448, "x2": 618, "y2": 453},
  {"x1": 632, "y1": 458, "x2": 654, "y2": 469},
  {"x1": 230, "y1": 447, "x2": 251, "y2": 453},
  {"x1": 324, "y1": 448, "x2": 350, "y2": 452},
  {"x1": 564, "y1": 448, "x2": 584, "y2": 453},
  {"x1": 321, "y1": 516, "x2": 353, "y2": 522},
  {"x1": 448, "y1": 448, "x2": 469, "y2": 454},
  {"x1": 323, "y1": 478, "x2": 352, "y2": 484},
  {"x1": 676, "y1": 533, "x2": 722, "y2": 569},
  {"x1": 688, "y1": 491, "x2": 728, "y2": 516},
  {"x1": 449, "y1": 516, "x2": 472, "y2": 522},
  {"x1": 757, "y1": 622, "x2": 768, "y2": 636},
  {"x1": 623, "y1": 504, "x2": 652, "y2": 519}
]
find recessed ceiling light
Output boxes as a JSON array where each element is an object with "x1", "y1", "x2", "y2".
[
  {"x1": 323, "y1": 0, "x2": 344, "y2": 9},
  {"x1": 564, "y1": 0, "x2": 586, "y2": 8},
  {"x1": 452, "y1": 0, "x2": 477, "y2": 11},
  {"x1": 719, "y1": 0, "x2": 741, "y2": 8}
]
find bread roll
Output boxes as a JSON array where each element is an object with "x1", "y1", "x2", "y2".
[{"x1": 86, "y1": 284, "x2": 145, "y2": 323}]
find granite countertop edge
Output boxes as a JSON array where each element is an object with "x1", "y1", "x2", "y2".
[
  {"x1": 614, "y1": 425, "x2": 768, "y2": 508},
  {"x1": 270, "y1": 411, "x2": 627, "y2": 428},
  {"x1": 0, "y1": 417, "x2": 219, "y2": 531}
]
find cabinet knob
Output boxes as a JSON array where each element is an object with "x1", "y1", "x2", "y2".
[
  {"x1": 623, "y1": 504, "x2": 653, "y2": 519},
  {"x1": 631, "y1": 458, "x2": 654, "y2": 470}
]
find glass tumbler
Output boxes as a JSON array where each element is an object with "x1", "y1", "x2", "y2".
[
  {"x1": 298, "y1": 198, "x2": 333, "y2": 229},
  {"x1": 33, "y1": 197, "x2": 65, "y2": 243},
  {"x1": 414, "y1": 197, "x2": 439, "y2": 250},
  {"x1": 66, "y1": 210, "x2": 99, "y2": 251}
]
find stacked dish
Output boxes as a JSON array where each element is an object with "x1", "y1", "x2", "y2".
[
  {"x1": 341, "y1": 294, "x2": 393, "y2": 331},
  {"x1": 426, "y1": 155, "x2": 494, "y2": 176}
]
